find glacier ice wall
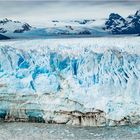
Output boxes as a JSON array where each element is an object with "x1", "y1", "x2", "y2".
[{"x1": 0, "y1": 37, "x2": 140, "y2": 126}]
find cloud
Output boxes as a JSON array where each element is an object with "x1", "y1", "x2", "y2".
[{"x1": 0, "y1": 1, "x2": 139, "y2": 26}]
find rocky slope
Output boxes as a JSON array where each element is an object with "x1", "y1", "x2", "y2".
[
  {"x1": 104, "y1": 10, "x2": 140, "y2": 34},
  {"x1": 0, "y1": 18, "x2": 32, "y2": 33},
  {"x1": 0, "y1": 34, "x2": 10, "y2": 40}
]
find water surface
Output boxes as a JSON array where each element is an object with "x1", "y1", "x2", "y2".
[{"x1": 1, "y1": 123, "x2": 140, "y2": 140}]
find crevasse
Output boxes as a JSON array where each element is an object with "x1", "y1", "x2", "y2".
[{"x1": 0, "y1": 38, "x2": 140, "y2": 126}]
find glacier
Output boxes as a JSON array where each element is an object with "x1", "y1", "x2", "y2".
[{"x1": 0, "y1": 37, "x2": 140, "y2": 126}]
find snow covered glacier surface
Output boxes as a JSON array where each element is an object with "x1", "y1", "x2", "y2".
[{"x1": 0, "y1": 37, "x2": 140, "y2": 126}]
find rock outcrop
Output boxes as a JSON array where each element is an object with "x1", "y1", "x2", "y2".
[{"x1": 104, "y1": 10, "x2": 140, "y2": 34}]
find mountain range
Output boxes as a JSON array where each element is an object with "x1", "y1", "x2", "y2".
[{"x1": 0, "y1": 10, "x2": 139, "y2": 39}]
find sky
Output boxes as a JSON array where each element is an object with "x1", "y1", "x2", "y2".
[{"x1": 0, "y1": 0, "x2": 139, "y2": 26}]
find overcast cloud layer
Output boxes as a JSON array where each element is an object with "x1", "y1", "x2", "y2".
[{"x1": 0, "y1": 1, "x2": 139, "y2": 26}]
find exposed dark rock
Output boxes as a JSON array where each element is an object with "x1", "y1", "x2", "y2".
[
  {"x1": 65, "y1": 25, "x2": 73, "y2": 30},
  {"x1": 0, "y1": 18, "x2": 12, "y2": 24},
  {"x1": 0, "y1": 34, "x2": 10, "y2": 40},
  {"x1": 52, "y1": 20, "x2": 59, "y2": 22},
  {"x1": 14, "y1": 23, "x2": 31, "y2": 33},
  {"x1": 79, "y1": 30, "x2": 91, "y2": 35},
  {"x1": 0, "y1": 28, "x2": 7, "y2": 33},
  {"x1": 104, "y1": 10, "x2": 140, "y2": 34},
  {"x1": 0, "y1": 18, "x2": 32, "y2": 34},
  {"x1": 105, "y1": 13, "x2": 126, "y2": 30},
  {"x1": 74, "y1": 19, "x2": 95, "y2": 24}
]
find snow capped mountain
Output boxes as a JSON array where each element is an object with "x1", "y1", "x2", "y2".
[
  {"x1": 0, "y1": 37, "x2": 140, "y2": 126},
  {"x1": 0, "y1": 10, "x2": 139, "y2": 39},
  {"x1": 104, "y1": 13, "x2": 126, "y2": 33},
  {"x1": 0, "y1": 18, "x2": 107, "y2": 38},
  {"x1": 104, "y1": 10, "x2": 140, "y2": 34},
  {"x1": 0, "y1": 18, "x2": 32, "y2": 34},
  {"x1": 42, "y1": 19, "x2": 108, "y2": 36}
]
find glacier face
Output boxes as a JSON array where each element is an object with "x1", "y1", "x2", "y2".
[{"x1": 0, "y1": 37, "x2": 140, "y2": 126}]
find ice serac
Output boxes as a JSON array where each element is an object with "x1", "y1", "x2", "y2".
[{"x1": 0, "y1": 38, "x2": 140, "y2": 126}]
